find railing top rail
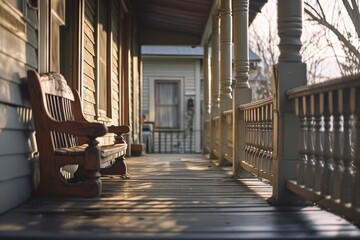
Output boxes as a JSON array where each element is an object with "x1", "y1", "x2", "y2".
[
  {"x1": 286, "y1": 74, "x2": 360, "y2": 99},
  {"x1": 239, "y1": 97, "x2": 273, "y2": 111},
  {"x1": 222, "y1": 109, "x2": 233, "y2": 115}
]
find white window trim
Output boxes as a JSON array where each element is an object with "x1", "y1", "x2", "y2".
[{"x1": 149, "y1": 76, "x2": 184, "y2": 130}]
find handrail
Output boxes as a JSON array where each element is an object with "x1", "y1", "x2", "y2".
[
  {"x1": 239, "y1": 97, "x2": 273, "y2": 110},
  {"x1": 286, "y1": 74, "x2": 360, "y2": 99}
]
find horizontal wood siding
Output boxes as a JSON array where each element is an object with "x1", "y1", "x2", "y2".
[
  {"x1": 0, "y1": 1, "x2": 38, "y2": 214},
  {"x1": 111, "y1": 0, "x2": 120, "y2": 126},
  {"x1": 83, "y1": 0, "x2": 97, "y2": 121}
]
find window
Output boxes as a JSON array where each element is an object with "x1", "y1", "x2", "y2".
[
  {"x1": 155, "y1": 81, "x2": 180, "y2": 128},
  {"x1": 98, "y1": 0, "x2": 111, "y2": 116}
]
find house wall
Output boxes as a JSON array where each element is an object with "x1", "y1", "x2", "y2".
[
  {"x1": 0, "y1": 1, "x2": 38, "y2": 214},
  {"x1": 82, "y1": 0, "x2": 140, "y2": 147},
  {"x1": 0, "y1": 0, "x2": 142, "y2": 214},
  {"x1": 142, "y1": 58, "x2": 202, "y2": 153}
]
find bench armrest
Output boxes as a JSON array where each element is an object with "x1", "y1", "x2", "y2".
[
  {"x1": 50, "y1": 120, "x2": 108, "y2": 138},
  {"x1": 107, "y1": 125, "x2": 130, "y2": 135},
  {"x1": 107, "y1": 125, "x2": 130, "y2": 144}
]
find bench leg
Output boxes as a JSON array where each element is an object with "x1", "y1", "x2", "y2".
[
  {"x1": 34, "y1": 166, "x2": 102, "y2": 197},
  {"x1": 99, "y1": 156, "x2": 130, "y2": 179}
]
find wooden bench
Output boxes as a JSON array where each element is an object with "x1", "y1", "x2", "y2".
[{"x1": 27, "y1": 70, "x2": 130, "y2": 197}]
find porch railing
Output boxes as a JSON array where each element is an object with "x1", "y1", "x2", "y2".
[
  {"x1": 239, "y1": 97, "x2": 274, "y2": 182},
  {"x1": 152, "y1": 129, "x2": 197, "y2": 153},
  {"x1": 286, "y1": 74, "x2": 360, "y2": 222},
  {"x1": 223, "y1": 110, "x2": 233, "y2": 163}
]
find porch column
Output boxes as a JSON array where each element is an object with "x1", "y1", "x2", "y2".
[
  {"x1": 203, "y1": 42, "x2": 211, "y2": 154},
  {"x1": 232, "y1": 0, "x2": 252, "y2": 175},
  {"x1": 269, "y1": 0, "x2": 307, "y2": 203},
  {"x1": 210, "y1": 13, "x2": 220, "y2": 159},
  {"x1": 219, "y1": 0, "x2": 233, "y2": 165}
]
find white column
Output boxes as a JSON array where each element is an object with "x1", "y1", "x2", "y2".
[
  {"x1": 219, "y1": 0, "x2": 233, "y2": 165},
  {"x1": 203, "y1": 42, "x2": 211, "y2": 154},
  {"x1": 210, "y1": 13, "x2": 220, "y2": 159},
  {"x1": 269, "y1": 0, "x2": 307, "y2": 204},
  {"x1": 232, "y1": 0, "x2": 252, "y2": 175}
]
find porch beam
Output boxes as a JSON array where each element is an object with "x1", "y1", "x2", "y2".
[
  {"x1": 232, "y1": 0, "x2": 252, "y2": 175},
  {"x1": 219, "y1": 0, "x2": 233, "y2": 166},
  {"x1": 270, "y1": 0, "x2": 307, "y2": 204}
]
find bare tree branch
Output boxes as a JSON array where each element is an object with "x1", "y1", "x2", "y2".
[
  {"x1": 342, "y1": 0, "x2": 360, "y2": 38},
  {"x1": 304, "y1": 7, "x2": 360, "y2": 61}
]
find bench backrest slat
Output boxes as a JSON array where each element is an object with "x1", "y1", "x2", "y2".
[{"x1": 39, "y1": 73, "x2": 78, "y2": 149}]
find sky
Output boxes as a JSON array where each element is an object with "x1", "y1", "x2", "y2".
[{"x1": 249, "y1": 0, "x2": 359, "y2": 84}]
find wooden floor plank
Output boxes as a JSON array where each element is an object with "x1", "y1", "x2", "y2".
[{"x1": 0, "y1": 154, "x2": 359, "y2": 239}]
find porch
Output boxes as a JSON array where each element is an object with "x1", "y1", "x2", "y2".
[{"x1": 0, "y1": 154, "x2": 359, "y2": 239}]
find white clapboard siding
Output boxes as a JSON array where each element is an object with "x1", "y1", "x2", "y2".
[
  {"x1": 111, "y1": 1, "x2": 120, "y2": 125},
  {"x1": 0, "y1": 1, "x2": 37, "y2": 214},
  {"x1": 83, "y1": 0, "x2": 97, "y2": 120}
]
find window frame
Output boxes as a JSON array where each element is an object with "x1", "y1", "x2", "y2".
[
  {"x1": 154, "y1": 80, "x2": 181, "y2": 129},
  {"x1": 149, "y1": 77, "x2": 184, "y2": 130}
]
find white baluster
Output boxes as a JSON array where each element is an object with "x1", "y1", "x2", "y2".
[
  {"x1": 269, "y1": 103, "x2": 273, "y2": 176},
  {"x1": 264, "y1": 104, "x2": 270, "y2": 176},
  {"x1": 250, "y1": 109, "x2": 255, "y2": 167},
  {"x1": 320, "y1": 92, "x2": 333, "y2": 196},
  {"x1": 296, "y1": 97, "x2": 306, "y2": 186},
  {"x1": 312, "y1": 94, "x2": 323, "y2": 192},
  {"x1": 305, "y1": 95, "x2": 315, "y2": 189},
  {"x1": 330, "y1": 90, "x2": 343, "y2": 201},
  {"x1": 340, "y1": 89, "x2": 353, "y2": 204},
  {"x1": 245, "y1": 110, "x2": 250, "y2": 165},
  {"x1": 255, "y1": 108, "x2": 260, "y2": 170},
  {"x1": 260, "y1": 106, "x2": 266, "y2": 174}
]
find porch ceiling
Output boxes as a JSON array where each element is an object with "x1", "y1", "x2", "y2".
[{"x1": 132, "y1": 0, "x2": 268, "y2": 46}]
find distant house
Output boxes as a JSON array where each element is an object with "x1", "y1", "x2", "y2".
[
  {"x1": 141, "y1": 45, "x2": 263, "y2": 153},
  {"x1": 141, "y1": 46, "x2": 203, "y2": 153}
]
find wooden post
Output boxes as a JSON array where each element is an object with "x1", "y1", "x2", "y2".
[
  {"x1": 219, "y1": 0, "x2": 233, "y2": 166},
  {"x1": 269, "y1": 0, "x2": 307, "y2": 204},
  {"x1": 210, "y1": 13, "x2": 220, "y2": 159},
  {"x1": 203, "y1": 42, "x2": 211, "y2": 154},
  {"x1": 232, "y1": 0, "x2": 252, "y2": 176}
]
